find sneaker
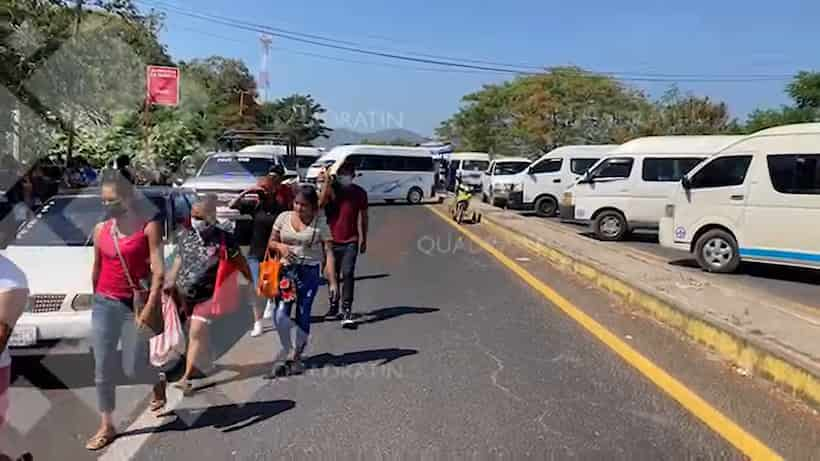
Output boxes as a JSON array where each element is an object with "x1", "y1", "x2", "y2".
[
  {"x1": 262, "y1": 301, "x2": 274, "y2": 320},
  {"x1": 289, "y1": 359, "x2": 305, "y2": 375},
  {"x1": 250, "y1": 321, "x2": 264, "y2": 337},
  {"x1": 264, "y1": 361, "x2": 290, "y2": 380},
  {"x1": 325, "y1": 305, "x2": 340, "y2": 321},
  {"x1": 341, "y1": 311, "x2": 356, "y2": 329}
]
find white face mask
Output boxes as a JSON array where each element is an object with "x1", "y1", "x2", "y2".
[
  {"x1": 338, "y1": 175, "x2": 354, "y2": 187},
  {"x1": 191, "y1": 218, "x2": 212, "y2": 233}
]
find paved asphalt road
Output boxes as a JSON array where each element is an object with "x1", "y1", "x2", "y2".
[{"x1": 3, "y1": 205, "x2": 819, "y2": 459}]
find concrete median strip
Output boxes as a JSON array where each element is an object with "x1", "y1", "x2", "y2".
[{"x1": 448, "y1": 201, "x2": 820, "y2": 410}]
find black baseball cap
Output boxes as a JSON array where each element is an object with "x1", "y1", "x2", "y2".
[{"x1": 267, "y1": 164, "x2": 286, "y2": 177}]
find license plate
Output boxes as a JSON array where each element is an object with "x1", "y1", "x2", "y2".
[{"x1": 8, "y1": 325, "x2": 37, "y2": 347}]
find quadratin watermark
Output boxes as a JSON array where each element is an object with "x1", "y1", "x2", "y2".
[
  {"x1": 323, "y1": 110, "x2": 406, "y2": 132},
  {"x1": 302, "y1": 362, "x2": 404, "y2": 380}
]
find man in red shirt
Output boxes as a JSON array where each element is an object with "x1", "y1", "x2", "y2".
[{"x1": 320, "y1": 161, "x2": 368, "y2": 327}]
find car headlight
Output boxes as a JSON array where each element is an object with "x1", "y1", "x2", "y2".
[
  {"x1": 506, "y1": 183, "x2": 522, "y2": 192},
  {"x1": 71, "y1": 294, "x2": 94, "y2": 311}
]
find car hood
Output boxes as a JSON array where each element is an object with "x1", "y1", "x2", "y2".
[
  {"x1": 182, "y1": 175, "x2": 260, "y2": 191},
  {"x1": 2, "y1": 246, "x2": 94, "y2": 294}
]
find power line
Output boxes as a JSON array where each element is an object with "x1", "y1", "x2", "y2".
[{"x1": 137, "y1": 0, "x2": 793, "y2": 82}]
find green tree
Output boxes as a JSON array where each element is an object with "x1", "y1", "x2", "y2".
[
  {"x1": 638, "y1": 87, "x2": 736, "y2": 136},
  {"x1": 787, "y1": 71, "x2": 820, "y2": 109},
  {"x1": 744, "y1": 106, "x2": 816, "y2": 133},
  {"x1": 256, "y1": 94, "x2": 331, "y2": 146}
]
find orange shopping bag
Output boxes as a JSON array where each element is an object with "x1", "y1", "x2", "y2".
[{"x1": 256, "y1": 248, "x2": 281, "y2": 299}]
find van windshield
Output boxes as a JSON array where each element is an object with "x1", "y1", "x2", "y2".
[
  {"x1": 495, "y1": 162, "x2": 531, "y2": 175},
  {"x1": 462, "y1": 160, "x2": 490, "y2": 171},
  {"x1": 200, "y1": 156, "x2": 277, "y2": 176}
]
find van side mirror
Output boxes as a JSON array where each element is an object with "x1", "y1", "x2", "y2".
[
  {"x1": 527, "y1": 166, "x2": 534, "y2": 175},
  {"x1": 577, "y1": 174, "x2": 593, "y2": 185},
  {"x1": 681, "y1": 176, "x2": 691, "y2": 190}
]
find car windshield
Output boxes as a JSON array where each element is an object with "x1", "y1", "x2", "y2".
[
  {"x1": 11, "y1": 195, "x2": 166, "y2": 247},
  {"x1": 199, "y1": 156, "x2": 276, "y2": 176},
  {"x1": 495, "y1": 162, "x2": 530, "y2": 175},
  {"x1": 311, "y1": 158, "x2": 336, "y2": 168},
  {"x1": 463, "y1": 160, "x2": 490, "y2": 171}
]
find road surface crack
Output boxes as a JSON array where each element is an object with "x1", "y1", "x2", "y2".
[{"x1": 471, "y1": 332, "x2": 524, "y2": 403}]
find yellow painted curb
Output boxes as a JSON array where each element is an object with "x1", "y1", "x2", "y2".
[
  {"x1": 475, "y1": 209, "x2": 820, "y2": 409},
  {"x1": 427, "y1": 205, "x2": 781, "y2": 460}
]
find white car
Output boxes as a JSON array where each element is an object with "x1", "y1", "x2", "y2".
[
  {"x1": 481, "y1": 157, "x2": 532, "y2": 206},
  {"x1": 2, "y1": 187, "x2": 197, "y2": 356},
  {"x1": 239, "y1": 145, "x2": 323, "y2": 180}
]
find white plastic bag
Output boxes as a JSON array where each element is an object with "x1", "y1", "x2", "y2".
[{"x1": 149, "y1": 295, "x2": 186, "y2": 368}]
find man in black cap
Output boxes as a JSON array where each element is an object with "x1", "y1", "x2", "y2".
[{"x1": 229, "y1": 164, "x2": 294, "y2": 336}]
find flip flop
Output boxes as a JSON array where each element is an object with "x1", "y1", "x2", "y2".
[
  {"x1": 85, "y1": 431, "x2": 116, "y2": 451},
  {"x1": 149, "y1": 398, "x2": 166, "y2": 412},
  {"x1": 172, "y1": 380, "x2": 194, "y2": 397}
]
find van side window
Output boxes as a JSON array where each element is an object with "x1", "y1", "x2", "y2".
[
  {"x1": 570, "y1": 158, "x2": 599, "y2": 175},
  {"x1": 360, "y1": 155, "x2": 386, "y2": 171},
  {"x1": 767, "y1": 154, "x2": 820, "y2": 194},
  {"x1": 530, "y1": 158, "x2": 562, "y2": 174},
  {"x1": 689, "y1": 156, "x2": 752, "y2": 189},
  {"x1": 406, "y1": 157, "x2": 434, "y2": 172},
  {"x1": 642, "y1": 157, "x2": 704, "y2": 182},
  {"x1": 591, "y1": 158, "x2": 633, "y2": 179},
  {"x1": 344, "y1": 154, "x2": 365, "y2": 170}
]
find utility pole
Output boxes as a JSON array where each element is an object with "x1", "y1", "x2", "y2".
[{"x1": 10, "y1": 106, "x2": 19, "y2": 162}]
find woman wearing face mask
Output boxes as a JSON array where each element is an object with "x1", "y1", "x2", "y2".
[
  {"x1": 166, "y1": 194, "x2": 251, "y2": 395},
  {"x1": 86, "y1": 170, "x2": 165, "y2": 451},
  {"x1": 266, "y1": 185, "x2": 337, "y2": 378}
]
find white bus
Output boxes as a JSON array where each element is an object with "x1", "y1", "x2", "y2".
[
  {"x1": 305, "y1": 145, "x2": 436, "y2": 204},
  {"x1": 660, "y1": 123, "x2": 820, "y2": 273}
]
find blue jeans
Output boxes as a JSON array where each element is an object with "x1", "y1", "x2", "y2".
[
  {"x1": 273, "y1": 264, "x2": 321, "y2": 359},
  {"x1": 91, "y1": 294, "x2": 150, "y2": 413}
]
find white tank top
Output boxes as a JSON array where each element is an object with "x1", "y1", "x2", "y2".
[{"x1": 0, "y1": 255, "x2": 28, "y2": 368}]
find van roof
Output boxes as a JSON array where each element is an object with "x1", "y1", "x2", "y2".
[
  {"x1": 239, "y1": 145, "x2": 323, "y2": 156},
  {"x1": 610, "y1": 136, "x2": 743, "y2": 155},
  {"x1": 718, "y1": 123, "x2": 820, "y2": 155},
  {"x1": 449, "y1": 152, "x2": 491, "y2": 161},
  {"x1": 326, "y1": 144, "x2": 434, "y2": 158},
  {"x1": 543, "y1": 145, "x2": 619, "y2": 158},
  {"x1": 209, "y1": 151, "x2": 280, "y2": 160},
  {"x1": 493, "y1": 156, "x2": 531, "y2": 163}
]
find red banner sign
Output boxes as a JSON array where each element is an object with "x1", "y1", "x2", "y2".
[{"x1": 146, "y1": 65, "x2": 180, "y2": 107}]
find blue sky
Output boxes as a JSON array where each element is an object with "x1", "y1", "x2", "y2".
[{"x1": 152, "y1": 0, "x2": 820, "y2": 136}]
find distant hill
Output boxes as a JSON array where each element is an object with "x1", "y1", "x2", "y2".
[{"x1": 313, "y1": 128, "x2": 429, "y2": 149}]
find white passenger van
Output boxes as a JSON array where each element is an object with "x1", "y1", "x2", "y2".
[
  {"x1": 240, "y1": 144, "x2": 323, "y2": 179},
  {"x1": 449, "y1": 152, "x2": 490, "y2": 191},
  {"x1": 305, "y1": 145, "x2": 436, "y2": 204},
  {"x1": 660, "y1": 123, "x2": 820, "y2": 273},
  {"x1": 564, "y1": 136, "x2": 743, "y2": 241},
  {"x1": 481, "y1": 157, "x2": 532, "y2": 207},
  {"x1": 506, "y1": 145, "x2": 617, "y2": 217}
]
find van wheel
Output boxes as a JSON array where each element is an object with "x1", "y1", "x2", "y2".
[
  {"x1": 593, "y1": 210, "x2": 627, "y2": 241},
  {"x1": 407, "y1": 187, "x2": 424, "y2": 204},
  {"x1": 534, "y1": 196, "x2": 558, "y2": 217},
  {"x1": 695, "y1": 229, "x2": 740, "y2": 273}
]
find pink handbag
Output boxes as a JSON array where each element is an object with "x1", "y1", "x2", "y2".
[{"x1": 149, "y1": 295, "x2": 186, "y2": 368}]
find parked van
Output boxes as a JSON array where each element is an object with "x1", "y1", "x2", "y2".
[
  {"x1": 305, "y1": 145, "x2": 436, "y2": 203},
  {"x1": 563, "y1": 136, "x2": 743, "y2": 241},
  {"x1": 507, "y1": 145, "x2": 617, "y2": 217},
  {"x1": 660, "y1": 123, "x2": 820, "y2": 273},
  {"x1": 481, "y1": 157, "x2": 532, "y2": 206},
  {"x1": 449, "y1": 152, "x2": 490, "y2": 191},
  {"x1": 240, "y1": 144, "x2": 323, "y2": 179}
]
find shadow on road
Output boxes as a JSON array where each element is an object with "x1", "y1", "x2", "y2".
[
  {"x1": 354, "y1": 273, "x2": 391, "y2": 282},
  {"x1": 356, "y1": 306, "x2": 439, "y2": 326},
  {"x1": 671, "y1": 258, "x2": 820, "y2": 287},
  {"x1": 121, "y1": 400, "x2": 296, "y2": 436},
  {"x1": 305, "y1": 347, "x2": 418, "y2": 368},
  {"x1": 193, "y1": 361, "x2": 271, "y2": 393}
]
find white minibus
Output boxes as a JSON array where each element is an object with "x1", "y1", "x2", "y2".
[
  {"x1": 305, "y1": 145, "x2": 436, "y2": 204},
  {"x1": 660, "y1": 123, "x2": 820, "y2": 273},
  {"x1": 564, "y1": 136, "x2": 743, "y2": 241}
]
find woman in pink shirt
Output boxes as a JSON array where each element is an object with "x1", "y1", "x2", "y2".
[{"x1": 86, "y1": 170, "x2": 165, "y2": 451}]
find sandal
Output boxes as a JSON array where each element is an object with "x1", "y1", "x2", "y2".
[
  {"x1": 172, "y1": 380, "x2": 194, "y2": 397},
  {"x1": 85, "y1": 430, "x2": 116, "y2": 451}
]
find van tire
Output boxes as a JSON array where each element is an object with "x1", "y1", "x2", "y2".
[
  {"x1": 407, "y1": 187, "x2": 424, "y2": 204},
  {"x1": 694, "y1": 229, "x2": 740, "y2": 273},
  {"x1": 534, "y1": 196, "x2": 558, "y2": 217},
  {"x1": 593, "y1": 210, "x2": 627, "y2": 241}
]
